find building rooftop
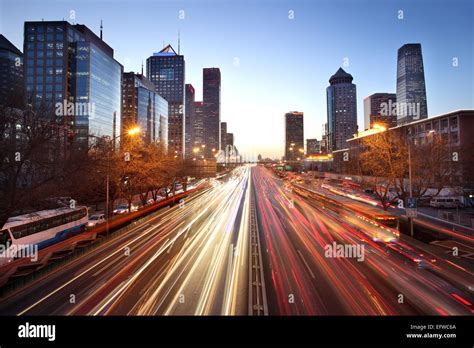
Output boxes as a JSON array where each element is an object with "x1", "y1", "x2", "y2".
[
  {"x1": 153, "y1": 44, "x2": 178, "y2": 56},
  {"x1": 0, "y1": 34, "x2": 22, "y2": 56},
  {"x1": 329, "y1": 67, "x2": 353, "y2": 84}
]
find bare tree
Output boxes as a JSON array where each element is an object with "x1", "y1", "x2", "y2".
[
  {"x1": 0, "y1": 104, "x2": 66, "y2": 228},
  {"x1": 358, "y1": 130, "x2": 455, "y2": 210}
]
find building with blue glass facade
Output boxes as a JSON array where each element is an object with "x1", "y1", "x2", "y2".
[
  {"x1": 146, "y1": 45, "x2": 185, "y2": 157},
  {"x1": 23, "y1": 21, "x2": 123, "y2": 150},
  {"x1": 0, "y1": 34, "x2": 23, "y2": 107},
  {"x1": 396, "y1": 43, "x2": 428, "y2": 125},
  {"x1": 122, "y1": 72, "x2": 168, "y2": 148}
]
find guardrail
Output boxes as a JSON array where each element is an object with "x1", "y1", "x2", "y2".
[
  {"x1": 248, "y1": 182, "x2": 268, "y2": 315},
  {"x1": 0, "y1": 184, "x2": 209, "y2": 293}
]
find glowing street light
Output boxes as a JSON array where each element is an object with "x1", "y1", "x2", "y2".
[{"x1": 127, "y1": 126, "x2": 141, "y2": 136}]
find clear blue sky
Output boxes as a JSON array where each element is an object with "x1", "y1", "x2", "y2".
[{"x1": 1, "y1": 0, "x2": 473, "y2": 158}]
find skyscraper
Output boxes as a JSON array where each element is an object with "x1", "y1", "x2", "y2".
[
  {"x1": 0, "y1": 34, "x2": 23, "y2": 107},
  {"x1": 184, "y1": 84, "x2": 195, "y2": 158},
  {"x1": 284, "y1": 111, "x2": 304, "y2": 161},
  {"x1": 306, "y1": 138, "x2": 320, "y2": 155},
  {"x1": 326, "y1": 68, "x2": 357, "y2": 151},
  {"x1": 147, "y1": 45, "x2": 185, "y2": 156},
  {"x1": 203, "y1": 68, "x2": 221, "y2": 158},
  {"x1": 122, "y1": 72, "x2": 168, "y2": 147},
  {"x1": 396, "y1": 43, "x2": 428, "y2": 125},
  {"x1": 193, "y1": 101, "x2": 205, "y2": 151},
  {"x1": 220, "y1": 121, "x2": 227, "y2": 151},
  {"x1": 363, "y1": 93, "x2": 397, "y2": 130},
  {"x1": 24, "y1": 21, "x2": 123, "y2": 150},
  {"x1": 226, "y1": 132, "x2": 234, "y2": 148}
]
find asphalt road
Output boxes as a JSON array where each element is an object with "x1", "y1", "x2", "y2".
[{"x1": 0, "y1": 165, "x2": 472, "y2": 316}]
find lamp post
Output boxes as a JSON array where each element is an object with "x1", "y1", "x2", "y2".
[{"x1": 95, "y1": 126, "x2": 140, "y2": 236}]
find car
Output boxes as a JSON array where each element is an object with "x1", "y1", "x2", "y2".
[
  {"x1": 87, "y1": 213, "x2": 105, "y2": 227},
  {"x1": 429, "y1": 197, "x2": 464, "y2": 208},
  {"x1": 113, "y1": 203, "x2": 137, "y2": 215}
]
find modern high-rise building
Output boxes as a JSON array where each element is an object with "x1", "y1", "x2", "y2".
[
  {"x1": 220, "y1": 121, "x2": 227, "y2": 151},
  {"x1": 396, "y1": 43, "x2": 428, "y2": 125},
  {"x1": 363, "y1": 93, "x2": 397, "y2": 130},
  {"x1": 326, "y1": 68, "x2": 357, "y2": 151},
  {"x1": 306, "y1": 138, "x2": 320, "y2": 155},
  {"x1": 203, "y1": 68, "x2": 221, "y2": 158},
  {"x1": 122, "y1": 72, "x2": 168, "y2": 147},
  {"x1": 226, "y1": 132, "x2": 234, "y2": 148},
  {"x1": 193, "y1": 101, "x2": 205, "y2": 151},
  {"x1": 146, "y1": 45, "x2": 185, "y2": 157},
  {"x1": 23, "y1": 21, "x2": 123, "y2": 150},
  {"x1": 284, "y1": 111, "x2": 304, "y2": 161},
  {"x1": 184, "y1": 84, "x2": 195, "y2": 158},
  {"x1": 0, "y1": 34, "x2": 23, "y2": 107}
]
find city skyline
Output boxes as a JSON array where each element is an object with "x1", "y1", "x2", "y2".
[
  {"x1": 0, "y1": 0, "x2": 472, "y2": 158},
  {"x1": 1, "y1": 1, "x2": 474, "y2": 340}
]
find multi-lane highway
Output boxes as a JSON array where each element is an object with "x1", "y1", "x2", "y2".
[
  {"x1": 0, "y1": 166, "x2": 252, "y2": 315},
  {"x1": 0, "y1": 165, "x2": 473, "y2": 316},
  {"x1": 252, "y1": 166, "x2": 474, "y2": 315}
]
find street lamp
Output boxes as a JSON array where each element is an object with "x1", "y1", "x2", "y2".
[
  {"x1": 102, "y1": 126, "x2": 140, "y2": 236},
  {"x1": 193, "y1": 147, "x2": 199, "y2": 160}
]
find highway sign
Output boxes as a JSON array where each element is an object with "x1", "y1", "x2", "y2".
[
  {"x1": 406, "y1": 208, "x2": 417, "y2": 218},
  {"x1": 406, "y1": 197, "x2": 417, "y2": 209}
]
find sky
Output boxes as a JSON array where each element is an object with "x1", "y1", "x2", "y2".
[{"x1": 1, "y1": 0, "x2": 473, "y2": 158}]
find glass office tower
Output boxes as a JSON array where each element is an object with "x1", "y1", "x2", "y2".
[
  {"x1": 122, "y1": 72, "x2": 168, "y2": 148},
  {"x1": 203, "y1": 68, "x2": 221, "y2": 158},
  {"x1": 146, "y1": 45, "x2": 185, "y2": 157},
  {"x1": 23, "y1": 21, "x2": 123, "y2": 150},
  {"x1": 0, "y1": 34, "x2": 23, "y2": 107},
  {"x1": 396, "y1": 43, "x2": 428, "y2": 125}
]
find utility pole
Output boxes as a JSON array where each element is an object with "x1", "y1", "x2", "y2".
[{"x1": 408, "y1": 141, "x2": 414, "y2": 237}]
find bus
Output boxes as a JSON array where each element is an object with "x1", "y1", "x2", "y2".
[
  {"x1": 292, "y1": 183, "x2": 399, "y2": 242},
  {"x1": 0, "y1": 207, "x2": 88, "y2": 265}
]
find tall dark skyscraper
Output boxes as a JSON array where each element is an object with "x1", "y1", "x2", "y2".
[
  {"x1": 326, "y1": 68, "x2": 357, "y2": 151},
  {"x1": 396, "y1": 43, "x2": 428, "y2": 125},
  {"x1": 284, "y1": 111, "x2": 304, "y2": 161},
  {"x1": 0, "y1": 34, "x2": 23, "y2": 107},
  {"x1": 184, "y1": 84, "x2": 195, "y2": 158},
  {"x1": 147, "y1": 45, "x2": 185, "y2": 156},
  {"x1": 220, "y1": 121, "x2": 227, "y2": 151},
  {"x1": 203, "y1": 68, "x2": 221, "y2": 158},
  {"x1": 24, "y1": 21, "x2": 123, "y2": 150},
  {"x1": 122, "y1": 72, "x2": 168, "y2": 147},
  {"x1": 226, "y1": 132, "x2": 234, "y2": 148},
  {"x1": 363, "y1": 93, "x2": 397, "y2": 130}
]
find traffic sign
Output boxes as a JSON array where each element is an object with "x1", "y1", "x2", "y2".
[
  {"x1": 406, "y1": 208, "x2": 417, "y2": 218},
  {"x1": 406, "y1": 197, "x2": 417, "y2": 209}
]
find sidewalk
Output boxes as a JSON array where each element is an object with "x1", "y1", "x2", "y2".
[{"x1": 418, "y1": 206, "x2": 474, "y2": 229}]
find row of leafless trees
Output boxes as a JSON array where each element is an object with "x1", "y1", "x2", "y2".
[
  {"x1": 352, "y1": 130, "x2": 464, "y2": 210},
  {"x1": 0, "y1": 104, "x2": 186, "y2": 229}
]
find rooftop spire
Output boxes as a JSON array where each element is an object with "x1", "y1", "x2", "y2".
[
  {"x1": 178, "y1": 30, "x2": 181, "y2": 55},
  {"x1": 100, "y1": 19, "x2": 103, "y2": 40}
]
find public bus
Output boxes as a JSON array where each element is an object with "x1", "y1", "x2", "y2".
[
  {"x1": 292, "y1": 183, "x2": 399, "y2": 242},
  {"x1": 0, "y1": 207, "x2": 88, "y2": 265}
]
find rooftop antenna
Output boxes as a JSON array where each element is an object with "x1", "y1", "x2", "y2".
[
  {"x1": 100, "y1": 19, "x2": 103, "y2": 40},
  {"x1": 141, "y1": 60, "x2": 144, "y2": 75},
  {"x1": 178, "y1": 30, "x2": 180, "y2": 55}
]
